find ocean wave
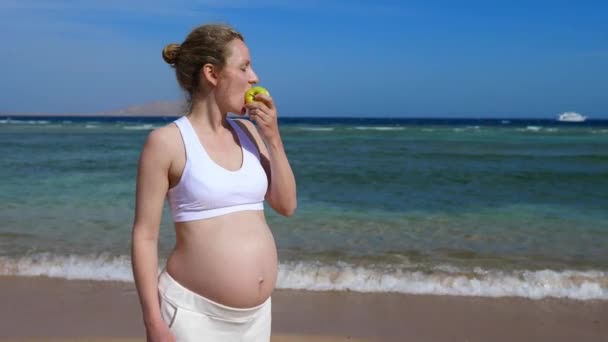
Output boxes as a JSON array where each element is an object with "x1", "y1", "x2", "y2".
[
  {"x1": 1, "y1": 254, "x2": 606, "y2": 300},
  {"x1": 452, "y1": 126, "x2": 481, "y2": 132},
  {"x1": 123, "y1": 124, "x2": 157, "y2": 130},
  {"x1": 520, "y1": 126, "x2": 542, "y2": 132},
  {"x1": 296, "y1": 127, "x2": 335, "y2": 132},
  {"x1": 0, "y1": 119, "x2": 51, "y2": 125},
  {"x1": 0, "y1": 254, "x2": 134, "y2": 282},
  {"x1": 353, "y1": 126, "x2": 405, "y2": 131},
  {"x1": 278, "y1": 261, "x2": 608, "y2": 300}
]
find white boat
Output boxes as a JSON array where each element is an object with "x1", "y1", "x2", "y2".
[{"x1": 557, "y1": 112, "x2": 587, "y2": 122}]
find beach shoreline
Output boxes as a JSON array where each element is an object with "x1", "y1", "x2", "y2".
[{"x1": 0, "y1": 276, "x2": 606, "y2": 342}]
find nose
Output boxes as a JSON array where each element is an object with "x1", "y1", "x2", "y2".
[{"x1": 249, "y1": 68, "x2": 259, "y2": 84}]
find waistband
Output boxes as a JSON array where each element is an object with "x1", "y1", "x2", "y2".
[{"x1": 158, "y1": 269, "x2": 270, "y2": 321}]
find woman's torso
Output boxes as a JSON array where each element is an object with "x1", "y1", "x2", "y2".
[{"x1": 164, "y1": 116, "x2": 277, "y2": 308}]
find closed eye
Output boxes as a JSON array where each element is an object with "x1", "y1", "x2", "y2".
[{"x1": 241, "y1": 60, "x2": 251, "y2": 72}]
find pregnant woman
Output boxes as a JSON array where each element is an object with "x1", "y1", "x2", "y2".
[{"x1": 131, "y1": 23, "x2": 297, "y2": 341}]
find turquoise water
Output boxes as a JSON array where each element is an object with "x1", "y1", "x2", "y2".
[{"x1": 1, "y1": 117, "x2": 607, "y2": 299}]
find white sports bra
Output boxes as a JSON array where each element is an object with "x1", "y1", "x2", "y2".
[{"x1": 167, "y1": 116, "x2": 268, "y2": 222}]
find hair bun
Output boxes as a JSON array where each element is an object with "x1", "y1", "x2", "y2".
[{"x1": 162, "y1": 43, "x2": 180, "y2": 65}]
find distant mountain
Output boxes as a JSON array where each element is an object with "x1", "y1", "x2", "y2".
[
  {"x1": 101, "y1": 100, "x2": 185, "y2": 116},
  {"x1": 2, "y1": 100, "x2": 186, "y2": 117}
]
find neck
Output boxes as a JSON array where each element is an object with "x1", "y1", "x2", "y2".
[{"x1": 187, "y1": 92, "x2": 229, "y2": 134}]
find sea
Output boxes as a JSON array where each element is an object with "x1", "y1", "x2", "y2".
[{"x1": 1, "y1": 116, "x2": 607, "y2": 301}]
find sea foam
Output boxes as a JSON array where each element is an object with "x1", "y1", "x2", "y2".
[
  {"x1": 297, "y1": 127, "x2": 335, "y2": 132},
  {"x1": 123, "y1": 124, "x2": 157, "y2": 130},
  {"x1": 353, "y1": 126, "x2": 405, "y2": 131},
  {"x1": 1, "y1": 254, "x2": 606, "y2": 300},
  {"x1": 0, "y1": 119, "x2": 51, "y2": 125}
]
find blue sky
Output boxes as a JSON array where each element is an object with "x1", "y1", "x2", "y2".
[{"x1": 1, "y1": 0, "x2": 606, "y2": 118}]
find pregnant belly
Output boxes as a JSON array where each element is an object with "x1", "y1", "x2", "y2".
[{"x1": 166, "y1": 213, "x2": 278, "y2": 308}]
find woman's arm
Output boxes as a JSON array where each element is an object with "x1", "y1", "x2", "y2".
[
  {"x1": 261, "y1": 133, "x2": 297, "y2": 216},
  {"x1": 237, "y1": 104, "x2": 297, "y2": 217},
  {"x1": 131, "y1": 128, "x2": 172, "y2": 330}
]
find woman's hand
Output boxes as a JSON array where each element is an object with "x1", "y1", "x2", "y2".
[
  {"x1": 146, "y1": 321, "x2": 176, "y2": 342},
  {"x1": 245, "y1": 93, "x2": 280, "y2": 144}
]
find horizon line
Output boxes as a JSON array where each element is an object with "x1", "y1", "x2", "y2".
[{"x1": 2, "y1": 114, "x2": 607, "y2": 121}]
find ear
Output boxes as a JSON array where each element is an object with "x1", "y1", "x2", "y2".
[{"x1": 201, "y1": 63, "x2": 219, "y2": 87}]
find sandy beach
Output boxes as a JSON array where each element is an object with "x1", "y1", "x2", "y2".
[{"x1": 0, "y1": 276, "x2": 606, "y2": 341}]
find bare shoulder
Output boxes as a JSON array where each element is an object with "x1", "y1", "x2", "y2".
[
  {"x1": 232, "y1": 118, "x2": 269, "y2": 155},
  {"x1": 140, "y1": 121, "x2": 182, "y2": 165},
  {"x1": 144, "y1": 122, "x2": 180, "y2": 150}
]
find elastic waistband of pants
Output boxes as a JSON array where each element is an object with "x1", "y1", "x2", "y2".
[{"x1": 158, "y1": 269, "x2": 270, "y2": 320}]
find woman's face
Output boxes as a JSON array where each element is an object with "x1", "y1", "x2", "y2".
[{"x1": 214, "y1": 39, "x2": 259, "y2": 116}]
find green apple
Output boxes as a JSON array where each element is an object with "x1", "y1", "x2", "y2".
[{"x1": 244, "y1": 86, "x2": 270, "y2": 104}]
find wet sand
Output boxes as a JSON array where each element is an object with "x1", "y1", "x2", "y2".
[{"x1": 0, "y1": 276, "x2": 606, "y2": 341}]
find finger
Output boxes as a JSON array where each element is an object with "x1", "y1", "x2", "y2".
[
  {"x1": 244, "y1": 101, "x2": 261, "y2": 110},
  {"x1": 249, "y1": 109, "x2": 269, "y2": 124},
  {"x1": 245, "y1": 101, "x2": 271, "y2": 114},
  {"x1": 248, "y1": 110, "x2": 266, "y2": 123},
  {"x1": 254, "y1": 94, "x2": 275, "y2": 109}
]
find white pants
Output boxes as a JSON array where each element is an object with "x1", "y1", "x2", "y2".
[{"x1": 158, "y1": 270, "x2": 272, "y2": 342}]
